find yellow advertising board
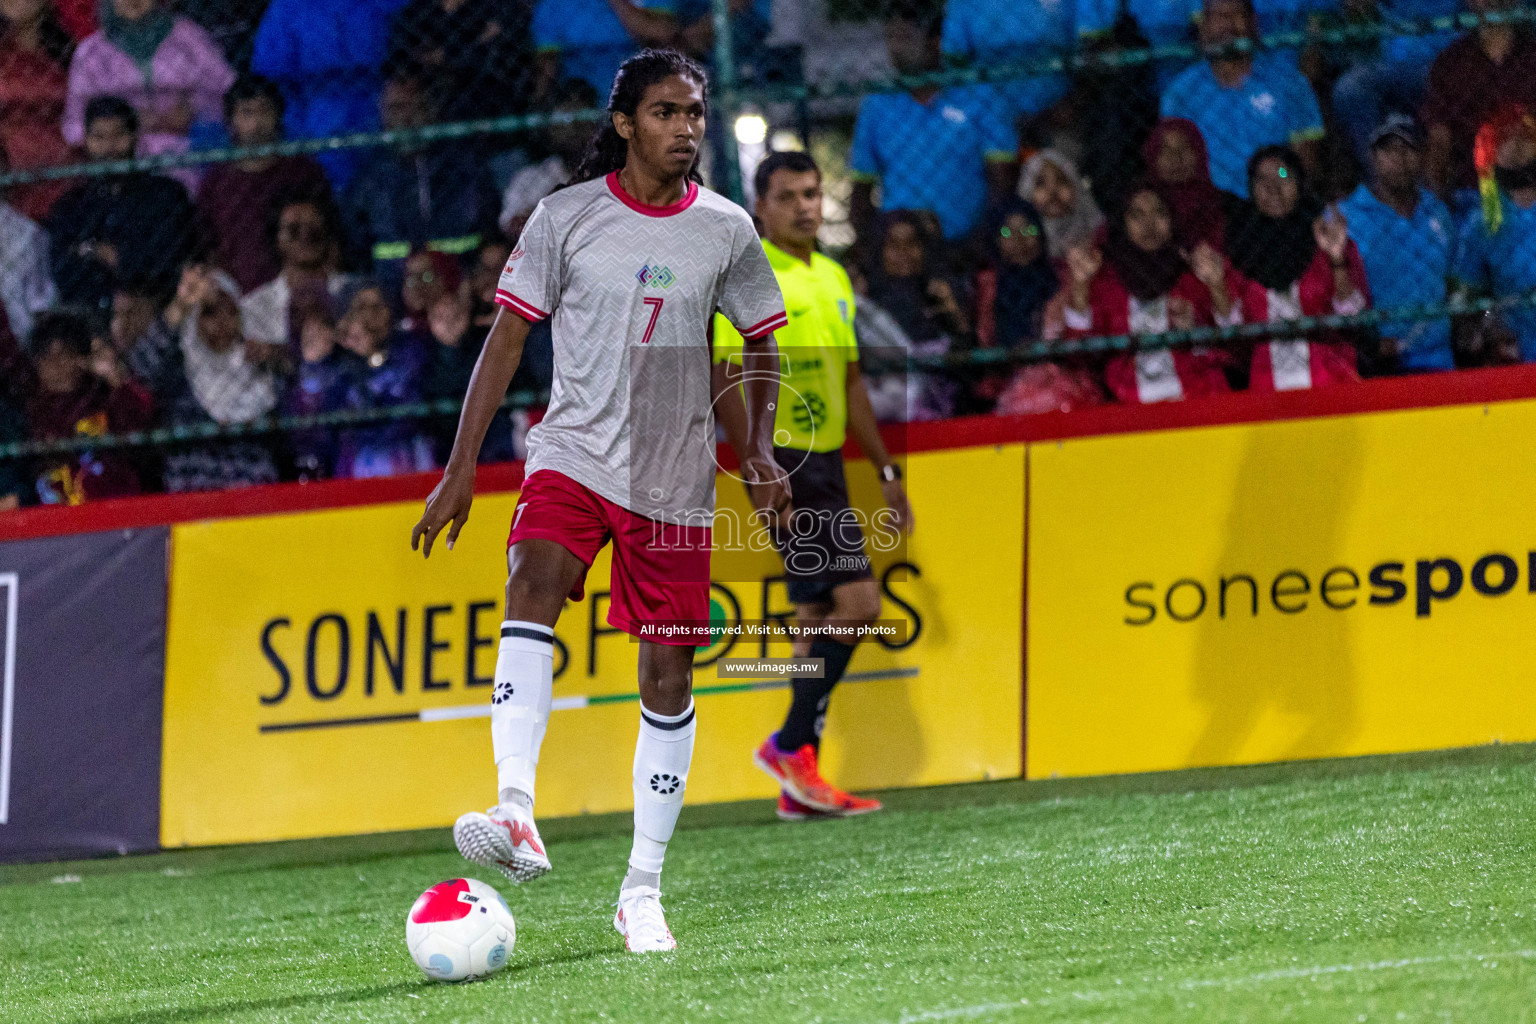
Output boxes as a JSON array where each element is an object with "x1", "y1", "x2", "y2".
[
  {"x1": 1027, "y1": 398, "x2": 1536, "y2": 780},
  {"x1": 162, "y1": 445, "x2": 1024, "y2": 847}
]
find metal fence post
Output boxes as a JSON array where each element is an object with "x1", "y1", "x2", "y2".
[{"x1": 712, "y1": 0, "x2": 746, "y2": 206}]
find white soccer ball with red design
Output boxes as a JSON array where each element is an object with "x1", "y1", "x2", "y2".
[{"x1": 405, "y1": 877, "x2": 516, "y2": 981}]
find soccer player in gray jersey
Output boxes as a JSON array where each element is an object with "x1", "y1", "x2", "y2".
[{"x1": 411, "y1": 50, "x2": 790, "y2": 953}]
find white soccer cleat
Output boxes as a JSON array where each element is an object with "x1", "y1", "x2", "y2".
[
  {"x1": 453, "y1": 805, "x2": 552, "y2": 885},
  {"x1": 613, "y1": 886, "x2": 677, "y2": 953}
]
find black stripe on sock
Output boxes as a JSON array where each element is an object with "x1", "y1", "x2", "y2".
[
  {"x1": 641, "y1": 706, "x2": 695, "y2": 731},
  {"x1": 501, "y1": 624, "x2": 554, "y2": 644}
]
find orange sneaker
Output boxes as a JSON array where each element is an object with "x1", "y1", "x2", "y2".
[
  {"x1": 777, "y1": 790, "x2": 883, "y2": 821},
  {"x1": 827, "y1": 789, "x2": 882, "y2": 816},
  {"x1": 776, "y1": 792, "x2": 827, "y2": 821},
  {"x1": 754, "y1": 734, "x2": 884, "y2": 816},
  {"x1": 753, "y1": 734, "x2": 842, "y2": 811}
]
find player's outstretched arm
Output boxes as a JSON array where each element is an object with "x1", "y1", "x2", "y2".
[
  {"x1": 411, "y1": 309, "x2": 532, "y2": 557},
  {"x1": 846, "y1": 361, "x2": 913, "y2": 535}
]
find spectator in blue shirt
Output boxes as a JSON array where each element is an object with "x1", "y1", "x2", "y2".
[
  {"x1": 1330, "y1": 0, "x2": 1461, "y2": 165},
  {"x1": 250, "y1": 0, "x2": 412, "y2": 189},
  {"x1": 531, "y1": 0, "x2": 674, "y2": 98},
  {"x1": 942, "y1": 0, "x2": 1074, "y2": 123},
  {"x1": 1452, "y1": 109, "x2": 1536, "y2": 364},
  {"x1": 1338, "y1": 113, "x2": 1457, "y2": 372},
  {"x1": 850, "y1": 6, "x2": 1019, "y2": 244},
  {"x1": 1160, "y1": 0, "x2": 1324, "y2": 195},
  {"x1": 1080, "y1": 0, "x2": 1325, "y2": 92}
]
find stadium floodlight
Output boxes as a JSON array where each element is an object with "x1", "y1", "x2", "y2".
[{"x1": 734, "y1": 113, "x2": 769, "y2": 146}]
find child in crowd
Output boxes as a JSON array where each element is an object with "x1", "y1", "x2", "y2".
[
  {"x1": 333, "y1": 281, "x2": 433, "y2": 479},
  {"x1": 26, "y1": 307, "x2": 153, "y2": 502},
  {"x1": 286, "y1": 301, "x2": 355, "y2": 481},
  {"x1": 159, "y1": 265, "x2": 282, "y2": 492},
  {"x1": 399, "y1": 248, "x2": 462, "y2": 336}
]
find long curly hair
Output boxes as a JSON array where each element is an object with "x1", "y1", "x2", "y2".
[{"x1": 568, "y1": 49, "x2": 709, "y2": 187}]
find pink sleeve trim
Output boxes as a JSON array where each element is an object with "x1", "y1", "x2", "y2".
[
  {"x1": 740, "y1": 311, "x2": 788, "y2": 340},
  {"x1": 495, "y1": 289, "x2": 549, "y2": 321}
]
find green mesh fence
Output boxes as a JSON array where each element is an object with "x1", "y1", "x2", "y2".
[{"x1": 0, "y1": 1, "x2": 1532, "y2": 500}]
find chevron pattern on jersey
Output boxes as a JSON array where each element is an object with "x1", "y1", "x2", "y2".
[{"x1": 494, "y1": 177, "x2": 786, "y2": 525}]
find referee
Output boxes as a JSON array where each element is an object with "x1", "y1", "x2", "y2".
[{"x1": 715, "y1": 150, "x2": 915, "y2": 821}]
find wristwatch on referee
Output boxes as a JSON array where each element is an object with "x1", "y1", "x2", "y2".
[{"x1": 879, "y1": 463, "x2": 902, "y2": 483}]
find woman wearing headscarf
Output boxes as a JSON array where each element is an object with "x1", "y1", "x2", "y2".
[
  {"x1": 1220, "y1": 146, "x2": 1370, "y2": 392},
  {"x1": 865, "y1": 210, "x2": 970, "y2": 345},
  {"x1": 1063, "y1": 183, "x2": 1237, "y2": 405},
  {"x1": 63, "y1": 0, "x2": 234, "y2": 174},
  {"x1": 1143, "y1": 117, "x2": 1228, "y2": 251},
  {"x1": 979, "y1": 197, "x2": 1105, "y2": 416},
  {"x1": 160, "y1": 264, "x2": 281, "y2": 492},
  {"x1": 975, "y1": 198, "x2": 1059, "y2": 349},
  {"x1": 864, "y1": 210, "x2": 972, "y2": 419},
  {"x1": 1019, "y1": 150, "x2": 1105, "y2": 265}
]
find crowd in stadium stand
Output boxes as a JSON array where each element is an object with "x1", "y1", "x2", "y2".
[{"x1": 1, "y1": 0, "x2": 1536, "y2": 507}]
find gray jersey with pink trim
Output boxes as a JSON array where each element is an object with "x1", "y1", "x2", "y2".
[{"x1": 496, "y1": 172, "x2": 786, "y2": 524}]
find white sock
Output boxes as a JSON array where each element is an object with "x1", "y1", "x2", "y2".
[
  {"x1": 491, "y1": 620, "x2": 554, "y2": 808},
  {"x1": 627, "y1": 699, "x2": 696, "y2": 882}
]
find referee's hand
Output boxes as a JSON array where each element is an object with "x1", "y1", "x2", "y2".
[
  {"x1": 882, "y1": 479, "x2": 914, "y2": 535},
  {"x1": 741, "y1": 454, "x2": 792, "y2": 527}
]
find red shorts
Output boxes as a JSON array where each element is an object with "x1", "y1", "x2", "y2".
[{"x1": 508, "y1": 470, "x2": 713, "y2": 646}]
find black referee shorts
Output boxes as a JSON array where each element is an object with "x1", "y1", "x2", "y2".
[{"x1": 767, "y1": 447, "x2": 874, "y2": 605}]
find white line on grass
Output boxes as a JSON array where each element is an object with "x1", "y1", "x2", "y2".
[{"x1": 897, "y1": 949, "x2": 1536, "y2": 1023}]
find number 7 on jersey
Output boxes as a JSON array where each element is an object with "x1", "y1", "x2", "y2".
[{"x1": 640, "y1": 297, "x2": 663, "y2": 344}]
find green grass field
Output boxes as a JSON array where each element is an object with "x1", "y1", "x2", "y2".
[{"x1": 4, "y1": 745, "x2": 1536, "y2": 1024}]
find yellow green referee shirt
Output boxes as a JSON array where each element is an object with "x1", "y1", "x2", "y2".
[{"x1": 713, "y1": 240, "x2": 858, "y2": 453}]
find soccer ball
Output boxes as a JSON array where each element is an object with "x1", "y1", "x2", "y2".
[{"x1": 405, "y1": 878, "x2": 516, "y2": 982}]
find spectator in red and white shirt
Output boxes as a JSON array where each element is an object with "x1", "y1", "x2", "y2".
[
  {"x1": 1062, "y1": 184, "x2": 1236, "y2": 405},
  {"x1": 1219, "y1": 145, "x2": 1370, "y2": 392}
]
